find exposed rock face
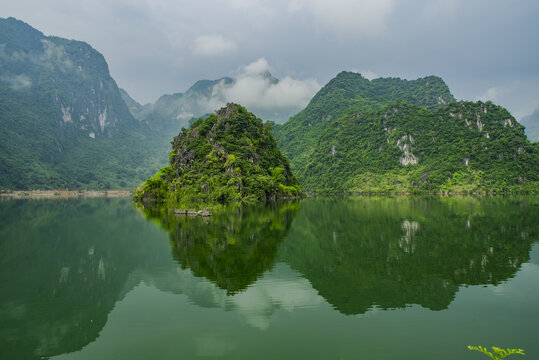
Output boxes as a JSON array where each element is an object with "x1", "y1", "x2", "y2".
[{"x1": 396, "y1": 135, "x2": 418, "y2": 166}]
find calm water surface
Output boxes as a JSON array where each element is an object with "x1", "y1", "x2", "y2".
[{"x1": 1, "y1": 197, "x2": 538, "y2": 359}]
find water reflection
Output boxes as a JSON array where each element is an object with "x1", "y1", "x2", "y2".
[
  {"x1": 0, "y1": 199, "x2": 171, "y2": 359},
  {"x1": 1, "y1": 197, "x2": 537, "y2": 359},
  {"x1": 279, "y1": 196, "x2": 539, "y2": 314},
  {"x1": 139, "y1": 201, "x2": 300, "y2": 294}
]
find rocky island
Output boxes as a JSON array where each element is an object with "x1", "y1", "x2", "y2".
[{"x1": 134, "y1": 103, "x2": 300, "y2": 204}]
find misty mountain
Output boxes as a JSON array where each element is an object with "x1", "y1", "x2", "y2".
[
  {"x1": 126, "y1": 64, "x2": 314, "y2": 127},
  {"x1": 137, "y1": 77, "x2": 233, "y2": 124},
  {"x1": 119, "y1": 87, "x2": 145, "y2": 114},
  {"x1": 0, "y1": 17, "x2": 164, "y2": 189}
]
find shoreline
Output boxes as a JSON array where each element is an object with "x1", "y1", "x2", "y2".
[{"x1": 0, "y1": 190, "x2": 132, "y2": 199}]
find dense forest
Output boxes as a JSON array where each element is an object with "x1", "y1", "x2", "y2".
[
  {"x1": 134, "y1": 103, "x2": 300, "y2": 204},
  {"x1": 0, "y1": 17, "x2": 170, "y2": 189},
  {"x1": 272, "y1": 72, "x2": 539, "y2": 193}
]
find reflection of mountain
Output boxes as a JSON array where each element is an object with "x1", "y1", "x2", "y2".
[
  {"x1": 138, "y1": 262, "x2": 322, "y2": 331},
  {"x1": 140, "y1": 202, "x2": 300, "y2": 294},
  {"x1": 0, "y1": 199, "x2": 170, "y2": 359},
  {"x1": 278, "y1": 197, "x2": 539, "y2": 315},
  {"x1": 0, "y1": 200, "x2": 299, "y2": 359},
  {"x1": 2, "y1": 197, "x2": 537, "y2": 358}
]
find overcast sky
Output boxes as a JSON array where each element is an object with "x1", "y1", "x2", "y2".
[{"x1": 3, "y1": 0, "x2": 539, "y2": 119}]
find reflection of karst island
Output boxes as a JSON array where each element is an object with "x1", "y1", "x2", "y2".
[
  {"x1": 278, "y1": 197, "x2": 538, "y2": 314},
  {"x1": 1, "y1": 197, "x2": 537, "y2": 358},
  {"x1": 1, "y1": 199, "x2": 301, "y2": 358},
  {"x1": 140, "y1": 201, "x2": 300, "y2": 294}
]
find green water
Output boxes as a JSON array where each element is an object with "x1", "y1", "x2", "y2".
[{"x1": 1, "y1": 197, "x2": 538, "y2": 359}]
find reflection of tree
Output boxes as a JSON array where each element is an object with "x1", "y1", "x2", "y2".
[
  {"x1": 0, "y1": 199, "x2": 299, "y2": 359},
  {"x1": 2, "y1": 197, "x2": 536, "y2": 358},
  {"x1": 140, "y1": 202, "x2": 300, "y2": 294},
  {"x1": 279, "y1": 197, "x2": 539, "y2": 315},
  {"x1": 0, "y1": 199, "x2": 169, "y2": 360}
]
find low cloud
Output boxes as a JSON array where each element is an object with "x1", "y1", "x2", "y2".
[
  {"x1": 359, "y1": 70, "x2": 379, "y2": 80},
  {"x1": 475, "y1": 87, "x2": 503, "y2": 103},
  {"x1": 1, "y1": 74, "x2": 32, "y2": 90},
  {"x1": 214, "y1": 58, "x2": 321, "y2": 120},
  {"x1": 181, "y1": 58, "x2": 320, "y2": 122},
  {"x1": 39, "y1": 39, "x2": 74, "y2": 72},
  {"x1": 193, "y1": 34, "x2": 237, "y2": 56}
]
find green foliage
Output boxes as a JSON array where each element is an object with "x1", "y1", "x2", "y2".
[
  {"x1": 138, "y1": 200, "x2": 300, "y2": 294},
  {"x1": 468, "y1": 346, "x2": 525, "y2": 360},
  {"x1": 0, "y1": 17, "x2": 170, "y2": 190},
  {"x1": 278, "y1": 196, "x2": 539, "y2": 315},
  {"x1": 135, "y1": 103, "x2": 301, "y2": 203},
  {"x1": 272, "y1": 71, "x2": 455, "y2": 180},
  {"x1": 272, "y1": 70, "x2": 539, "y2": 193}
]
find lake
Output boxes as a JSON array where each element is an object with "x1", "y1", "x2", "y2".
[{"x1": 1, "y1": 197, "x2": 538, "y2": 359}]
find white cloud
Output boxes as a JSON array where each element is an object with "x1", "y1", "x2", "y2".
[
  {"x1": 228, "y1": 274, "x2": 323, "y2": 330},
  {"x1": 475, "y1": 87, "x2": 503, "y2": 103},
  {"x1": 185, "y1": 58, "x2": 320, "y2": 122},
  {"x1": 243, "y1": 57, "x2": 272, "y2": 75},
  {"x1": 359, "y1": 70, "x2": 378, "y2": 80},
  {"x1": 4, "y1": 0, "x2": 538, "y2": 110},
  {"x1": 148, "y1": 262, "x2": 323, "y2": 331},
  {"x1": 1, "y1": 74, "x2": 32, "y2": 90},
  {"x1": 40, "y1": 39, "x2": 74, "y2": 70},
  {"x1": 193, "y1": 34, "x2": 237, "y2": 56},
  {"x1": 217, "y1": 58, "x2": 321, "y2": 112},
  {"x1": 143, "y1": 58, "x2": 319, "y2": 123}
]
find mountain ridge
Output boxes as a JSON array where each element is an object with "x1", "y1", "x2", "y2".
[
  {"x1": 0, "y1": 17, "x2": 164, "y2": 189},
  {"x1": 272, "y1": 71, "x2": 456, "y2": 180},
  {"x1": 272, "y1": 71, "x2": 538, "y2": 193}
]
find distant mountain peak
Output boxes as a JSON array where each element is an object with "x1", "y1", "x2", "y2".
[
  {"x1": 261, "y1": 70, "x2": 279, "y2": 84},
  {"x1": 187, "y1": 77, "x2": 234, "y2": 95}
]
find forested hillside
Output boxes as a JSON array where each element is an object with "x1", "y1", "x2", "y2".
[
  {"x1": 272, "y1": 72, "x2": 538, "y2": 193},
  {"x1": 0, "y1": 17, "x2": 165, "y2": 189},
  {"x1": 135, "y1": 103, "x2": 300, "y2": 203},
  {"x1": 272, "y1": 71, "x2": 455, "y2": 179}
]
